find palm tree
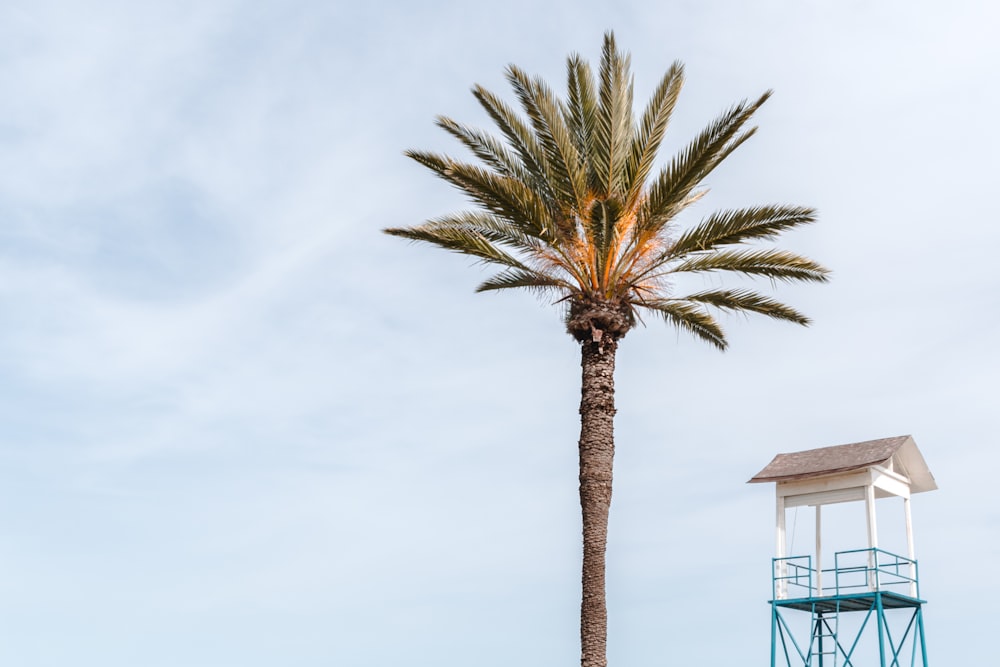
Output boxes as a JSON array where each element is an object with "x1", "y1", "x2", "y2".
[{"x1": 385, "y1": 32, "x2": 828, "y2": 667}]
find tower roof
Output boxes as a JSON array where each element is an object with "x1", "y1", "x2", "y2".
[{"x1": 748, "y1": 435, "x2": 937, "y2": 493}]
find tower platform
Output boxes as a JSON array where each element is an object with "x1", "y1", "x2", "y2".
[
  {"x1": 774, "y1": 590, "x2": 924, "y2": 614},
  {"x1": 769, "y1": 548, "x2": 928, "y2": 667}
]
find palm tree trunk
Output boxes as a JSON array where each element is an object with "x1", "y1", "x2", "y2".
[{"x1": 578, "y1": 337, "x2": 618, "y2": 667}]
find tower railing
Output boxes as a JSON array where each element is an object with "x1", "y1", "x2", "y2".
[
  {"x1": 773, "y1": 548, "x2": 919, "y2": 600},
  {"x1": 772, "y1": 555, "x2": 813, "y2": 600}
]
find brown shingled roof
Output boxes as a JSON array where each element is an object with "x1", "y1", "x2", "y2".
[{"x1": 748, "y1": 435, "x2": 912, "y2": 484}]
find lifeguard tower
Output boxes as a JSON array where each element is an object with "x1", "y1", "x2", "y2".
[{"x1": 749, "y1": 435, "x2": 937, "y2": 667}]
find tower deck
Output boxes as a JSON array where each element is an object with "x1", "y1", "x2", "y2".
[{"x1": 773, "y1": 590, "x2": 924, "y2": 614}]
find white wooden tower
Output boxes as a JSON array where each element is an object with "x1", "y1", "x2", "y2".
[{"x1": 749, "y1": 435, "x2": 937, "y2": 667}]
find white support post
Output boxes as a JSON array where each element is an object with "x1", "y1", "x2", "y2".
[
  {"x1": 815, "y1": 504, "x2": 823, "y2": 596},
  {"x1": 865, "y1": 483, "x2": 879, "y2": 590},
  {"x1": 904, "y1": 496, "x2": 916, "y2": 596},
  {"x1": 776, "y1": 492, "x2": 786, "y2": 599}
]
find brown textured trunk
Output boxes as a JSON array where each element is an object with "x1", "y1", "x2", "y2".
[{"x1": 578, "y1": 337, "x2": 618, "y2": 667}]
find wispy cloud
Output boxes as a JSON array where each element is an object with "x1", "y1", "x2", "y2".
[{"x1": 0, "y1": 1, "x2": 997, "y2": 665}]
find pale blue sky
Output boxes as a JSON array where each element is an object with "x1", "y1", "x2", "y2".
[{"x1": 0, "y1": 1, "x2": 997, "y2": 665}]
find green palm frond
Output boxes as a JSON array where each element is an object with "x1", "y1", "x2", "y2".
[
  {"x1": 640, "y1": 299, "x2": 727, "y2": 350},
  {"x1": 641, "y1": 92, "x2": 770, "y2": 234},
  {"x1": 593, "y1": 32, "x2": 634, "y2": 198},
  {"x1": 667, "y1": 248, "x2": 830, "y2": 283},
  {"x1": 404, "y1": 150, "x2": 556, "y2": 241},
  {"x1": 435, "y1": 115, "x2": 535, "y2": 185},
  {"x1": 383, "y1": 222, "x2": 529, "y2": 269},
  {"x1": 471, "y1": 85, "x2": 559, "y2": 205},
  {"x1": 476, "y1": 268, "x2": 574, "y2": 294},
  {"x1": 669, "y1": 205, "x2": 817, "y2": 257},
  {"x1": 505, "y1": 65, "x2": 587, "y2": 211},
  {"x1": 680, "y1": 288, "x2": 811, "y2": 325},
  {"x1": 623, "y1": 61, "x2": 684, "y2": 211},
  {"x1": 418, "y1": 212, "x2": 545, "y2": 254},
  {"x1": 585, "y1": 197, "x2": 622, "y2": 292},
  {"x1": 564, "y1": 55, "x2": 597, "y2": 169}
]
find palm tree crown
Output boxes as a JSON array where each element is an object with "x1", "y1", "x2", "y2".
[{"x1": 386, "y1": 33, "x2": 828, "y2": 347}]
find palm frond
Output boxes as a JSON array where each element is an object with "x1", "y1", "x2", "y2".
[
  {"x1": 669, "y1": 205, "x2": 817, "y2": 257},
  {"x1": 641, "y1": 91, "x2": 771, "y2": 234},
  {"x1": 471, "y1": 85, "x2": 559, "y2": 206},
  {"x1": 383, "y1": 222, "x2": 529, "y2": 270},
  {"x1": 593, "y1": 32, "x2": 634, "y2": 198},
  {"x1": 667, "y1": 248, "x2": 831, "y2": 283},
  {"x1": 623, "y1": 62, "x2": 684, "y2": 210},
  {"x1": 404, "y1": 150, "x2": 556, "y2": 242},
  {"x1": 434, "y1": 115, "x2": 533, "y2": 184},
  {"x1": 585, "y1": 198, "x2": 624, "y2": 293},
  {"x1": 681, "y1": 288, "x2": 811, "y2": 325},
  {"x1": 476, "y1": 268, "x2": 573, "y2": 294},
  {"x1": 639, "y1": 299, "x2": 727, "y2": 350},
  {"x1": 505, "y1": 65, "x2": 588, "y2": 212},
  {"x1": 564, "y1": 55, "x2": 597, "y2": 171},
  {"x1": 416, "y1": 212, "x2": 544, "y2": 255}
]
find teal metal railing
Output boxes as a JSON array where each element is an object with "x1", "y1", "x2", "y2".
[
  {"x1": 772, "y1": 548, "x2": 919, "y2": 600},
  {"x1": 833, "y1": 548, "x2": 919, "y2": 598},
  {"x1": 772, "y1": 554, "x2": 813, "y2": 599}
]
